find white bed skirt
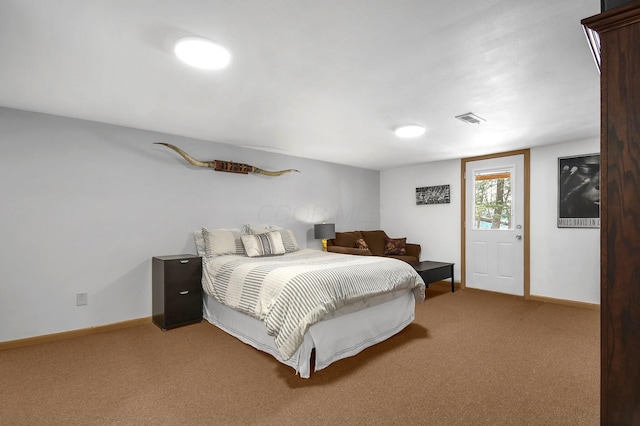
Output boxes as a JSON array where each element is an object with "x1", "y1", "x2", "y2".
[{"x1": 203, "y1": 290, "x2": 416, "y2": 378}]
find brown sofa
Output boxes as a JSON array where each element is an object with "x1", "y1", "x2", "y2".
[{"x1": 326, "y1": 230, "x2": 420, "y2": 263}]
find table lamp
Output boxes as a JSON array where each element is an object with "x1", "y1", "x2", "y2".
[{"x1": 314, "y1": 222, "x2": 335, "y2": 252}]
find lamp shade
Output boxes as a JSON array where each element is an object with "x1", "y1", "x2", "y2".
[{"x1": 314, "y1": 223, "x2": 335, "y2": 240}]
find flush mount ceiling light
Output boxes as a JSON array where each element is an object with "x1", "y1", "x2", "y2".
[
  {"x1": 394, "y1": 124, "x2": 426, "y2": 138},
  {"x1": 455, "y1": 112, "x2": 485, "y2": 124},
  {"x1": 174, "y1": 37, "x2": 231, "y2": 70}
]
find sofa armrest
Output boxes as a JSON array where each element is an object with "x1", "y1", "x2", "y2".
[
  {"x1": 327, "y1": 246, "x2": 372, "y2": 256},
  {"x1": 406, "y1": 243, "x2": 421, "y2": 261}
]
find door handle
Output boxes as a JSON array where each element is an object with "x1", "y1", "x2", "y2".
[{"x1": 515, "y1": 234, "x2": 522, "y2": 240}]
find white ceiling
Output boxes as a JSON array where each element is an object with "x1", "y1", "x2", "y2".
[{"x1": 0, "y1": 0, "x2": 601, "y2": 170}]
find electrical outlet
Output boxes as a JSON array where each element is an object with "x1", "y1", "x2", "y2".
[{"x1": 76, "y1": 292, "x2": 88, "y2": 306}]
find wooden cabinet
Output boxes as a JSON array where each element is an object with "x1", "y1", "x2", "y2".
[
  {"x1": 582, "y1": 3, "x2": 640, "y2": 424},
  {"x1": 152, "y1": 254, "x2": 202, "y2": 331}
]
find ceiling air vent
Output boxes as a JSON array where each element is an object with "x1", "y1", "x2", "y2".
[{"x1": 455, "y1": 112, "x2": 485, "y2": 124}]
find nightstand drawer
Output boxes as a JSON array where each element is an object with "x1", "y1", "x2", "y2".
[
  {"x1": 152, "y1": 254, "x2": 203, "y2": 331},
  {"x1": 164, "y1": 258, "x2": 201, "y2": 287},
  {"x1": 164, "y1": 288, "x2": 202, "y2": 325}
]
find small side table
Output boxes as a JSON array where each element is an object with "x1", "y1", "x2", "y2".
[
  {"x1": 411, "y1": 261, "x2": 455, "y2": 293},
  {"x1": 152, "y1": 254, "x2": 202, "y2": 331}
]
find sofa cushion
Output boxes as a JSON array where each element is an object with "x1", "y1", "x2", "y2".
[
  {"x1": 360, "y1": 230, "x2": 388, "y2": 256},
  {"x1": 384, "y1": 237, "x2": 407, "y2": 255},
  {"x1": 328, "y1": 246, "x2": 372, "y2": 256},
  {"x1": 333, "y1": 231, "x2": 363, "y2": 248},
  {"x1": 405, "y1": 243, "x2": 421, "y2": 262}
]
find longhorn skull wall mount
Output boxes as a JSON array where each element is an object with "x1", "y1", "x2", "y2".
[{"x1": 154, "y1": 142, "x2": 300, "y2": 177}]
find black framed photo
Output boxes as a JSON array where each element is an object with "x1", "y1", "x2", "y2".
[
  {"x1": 558, "y1": 153, "x2": 600, "y2": 228},
  {"x1": 416, "y1": 184, "x2": 450, "y2": 205}
]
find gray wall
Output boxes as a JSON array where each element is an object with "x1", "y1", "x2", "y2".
[{"x1": 0, "y1": 108, "x2": 380, "y2": 342}]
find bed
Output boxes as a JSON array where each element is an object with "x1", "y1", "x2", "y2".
[{"x1": 196, "y1": 226, "x2": 426, "y2": 378}]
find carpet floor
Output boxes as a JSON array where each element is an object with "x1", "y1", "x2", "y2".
[{"x1": 0, "y1": 283, "x2": 600, "y2": 425}]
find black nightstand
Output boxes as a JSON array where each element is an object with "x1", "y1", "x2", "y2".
[{"x1": 152, "y1": 254, "x2": 203, "y2": 331}]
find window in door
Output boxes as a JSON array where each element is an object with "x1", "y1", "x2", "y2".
[{"x1": 473, "y1": 170, "x2": 512, "y2": 230}]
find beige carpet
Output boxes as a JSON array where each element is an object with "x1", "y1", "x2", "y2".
[{"x1": 0, "y1": 283, "x2": 599, "y2": 425}]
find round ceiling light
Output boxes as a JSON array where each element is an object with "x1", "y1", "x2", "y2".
[
  {"x1": 174, "y1": 37, "x2": 231, "y2": 70},
  {"x1": 394, "y1": 125, "x2": 426, "y2": 138}
]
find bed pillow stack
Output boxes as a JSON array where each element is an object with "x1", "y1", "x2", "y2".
[
  {"x1": 244, "y1": 224, "x2": 300, "y2": 253},
  {"x1": 195, "y1": 225, "x2": 301, "y2": 257}
]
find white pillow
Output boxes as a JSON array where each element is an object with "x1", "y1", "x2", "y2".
[
  {"x1": 193, "y1": 231, "x2": 206, "y2": 256},
  {"x1": 244, "y1": 224, "x2": 300, "y2": 253},
  {"x1": 245, "y1": 224, "x2": 281, "y2": 234},
  {"x1": 201, "y1": 228, "x2": 246, "y2": 257},
  {"x1": 241, "y1": 231, "x2": 286, "y2": 257}
]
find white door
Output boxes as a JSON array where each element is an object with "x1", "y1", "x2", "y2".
[{"x1": 465, "y1": 154, "x2": 525, "y2": 296}]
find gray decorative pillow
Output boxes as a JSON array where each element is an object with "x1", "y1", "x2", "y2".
[
  {"x1": 245, "y1": 224, "x2": 300, "y2": 253},
  {"x1": 277, "y1": 229, "x2": 300, "y2": 253},
  {"x1": 241, "y1": 231, "x2": 286, "y2": 257},
  {"x1": 201, "y1": 228, "x2": 246, "y2": 257}
]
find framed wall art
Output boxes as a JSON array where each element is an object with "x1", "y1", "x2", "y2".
[
  {"x1": 416, "y1": 184, "x2": 450, "y2": 205},
  {"x1": 558, "y1": 153, "x2": 600, "y2": 228}
]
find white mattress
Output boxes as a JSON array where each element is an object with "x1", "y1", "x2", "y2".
[{"x1": 203, "y1": 289, "x2": 416, "y2": 378}]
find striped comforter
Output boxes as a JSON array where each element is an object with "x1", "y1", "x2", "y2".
[{"x1": 202, "y1": 249, "x2": 425, "y2": 360}]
